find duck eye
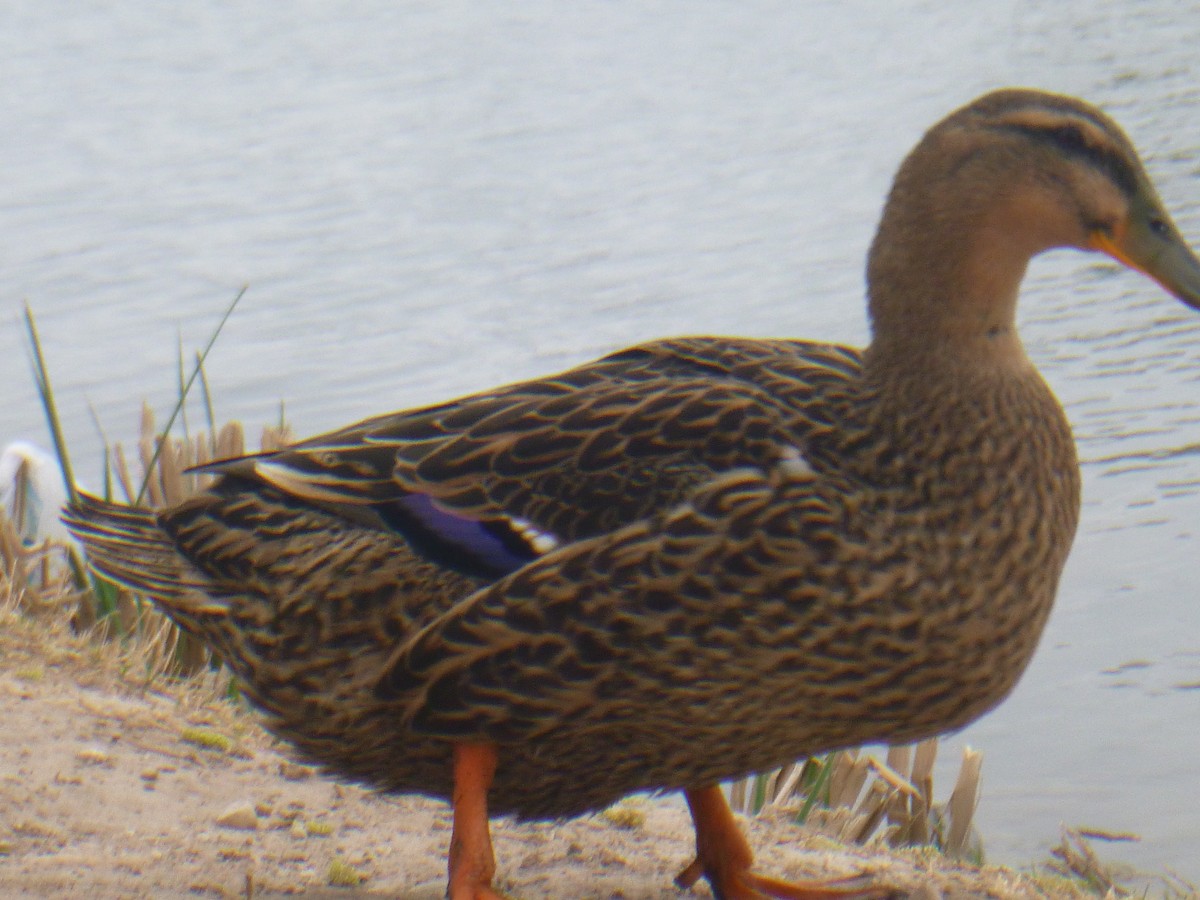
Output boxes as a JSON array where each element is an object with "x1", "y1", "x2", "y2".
[{"x1": 1149, "y1": 217, "x2": 1172, "y2": 239}]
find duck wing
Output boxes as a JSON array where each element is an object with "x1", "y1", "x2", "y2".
[
  {"x1": 372, "y1": 459, "x2": 849, "y2": 744},
  {"x1": 202, "y1": 337, "x2": 861, "y2": 580}
]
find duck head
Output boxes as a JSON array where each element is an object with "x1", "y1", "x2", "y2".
[{"x1": 866, "y1": 88, "x2": 1200, "y2": 362}]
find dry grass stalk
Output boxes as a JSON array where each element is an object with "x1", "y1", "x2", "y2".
[
  {"x1": 730, "y1": 738, "x2": 983, "y2": 861},
  {"x1": 260, "y1": 422, "x2": 294, "y2": 454},
  {"x1": 1, "y1": 509, "x2": 190, "y2": 691},
  {"x1": 944, "y1": 746, "x2": 982, "y2": 856},
  {"x1": 135, "y1": 404, "x2": 247, "y2": 507},
  {"x1": 0, "y1": 513, "x2": 34, "y2": 601},
  {"x1": 828, "y1": 749, "x2": 872, "y2": 809},
  {"x1": 111, "y1": 442, "x2": 136, "y2": 507},
  {"x1": 0, "y1": 512, "x2": 80, "y2": 619},
  {"x1": 1045, "y1": 827, "x2": 1134, "y2": 896},
  {"x1": 728, "y1": 775, "x2": 747, "y2": 811}
]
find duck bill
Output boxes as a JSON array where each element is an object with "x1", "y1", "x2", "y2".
[{"x1": 1090, "y1": 214, "x2": 1200, "y2": 310}]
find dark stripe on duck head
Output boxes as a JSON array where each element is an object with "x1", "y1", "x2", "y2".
[{"x1": 996, "y1": 118, "x2": 1140, "y2": 198}]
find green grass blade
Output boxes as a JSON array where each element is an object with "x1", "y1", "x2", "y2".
[
  {"x1": 197, "y1": 352, "x2": 217, "y2": 455},
  {"x1": 102, "y1": 446, "x2": 113, "y2": 501},
  {"x1": 794, "y1": 754, "x2": 835, "y2": 825},
  {"x1": 752, "y1": 773, "x2": 769, "y2": 815},
  {"x1": 85, "y1": 399, "x2": 111, "y2": 463},
  {"x1": 135, "y1": 286, "x2": 247, "y2": 504},
  {"x1": 22, "y1": 303, "x2": 95, "y2": 593},
  {"x1": 23, "y1": 303, "x2": 79, "y2": 508},
  {"x1": 176, "y1": 331, "x2": 190, "y2": 443}
]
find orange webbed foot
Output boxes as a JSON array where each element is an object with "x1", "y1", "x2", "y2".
[
  {"x1": 676, "y1": 786, "x2": 888, "y2": 900},
  {"x1": 447, "y1": 742, "x2": 511, "y2": 900}
]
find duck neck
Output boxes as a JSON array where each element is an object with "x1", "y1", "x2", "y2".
[
  {"x1": 862, "y1": 129, "x2": 1079, "y2": 378},
  {"x1": 865, "y1": 217, "x2": 1039, "y2": 378}
]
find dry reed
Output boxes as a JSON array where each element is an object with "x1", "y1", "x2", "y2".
[{"x1": 730, "y1": 738, "x2": 983, "y2": 861}]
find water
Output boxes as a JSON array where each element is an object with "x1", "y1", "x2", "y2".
[{"x1": 3, "y1": 0, "x2": 1199, "y2": 881}]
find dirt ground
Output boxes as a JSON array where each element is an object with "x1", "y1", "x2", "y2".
[{"x1": 0, "y1": 603, "x2": 1166, "y2": 900}]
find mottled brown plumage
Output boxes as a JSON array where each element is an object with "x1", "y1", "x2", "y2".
[{"x1": 65, "y1": 89, "x2": 1200, "y2": 899}]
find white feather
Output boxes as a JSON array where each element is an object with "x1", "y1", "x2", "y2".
[
  {"x1": 777, "y1": 445, "x2": 814, "y2": 478},
  {"x1": 1, "y1": 440, "x2": 77, "y2": 545}
]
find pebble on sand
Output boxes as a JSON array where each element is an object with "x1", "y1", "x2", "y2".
[{"x1": 215, "y1": 801, "x2": 260, "y2": 831}]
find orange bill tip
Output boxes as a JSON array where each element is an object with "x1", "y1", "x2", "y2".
[{"x1": 1088, "y1": 227, "x2": 1144, "y2": 276}]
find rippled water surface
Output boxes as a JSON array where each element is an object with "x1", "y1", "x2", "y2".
[{"x1": 3, "y1": 0, "x2": 1199, "y2": 880}]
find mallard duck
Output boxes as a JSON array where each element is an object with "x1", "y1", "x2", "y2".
[{"x1": 65, "y1": 88, "x2": 1200, "y2": 900}]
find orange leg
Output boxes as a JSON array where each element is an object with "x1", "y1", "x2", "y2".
[
  {"x1": 676, "y1": 786, "x2": 885, "y2": 900},
  {"x1": 447, "y1": 742, "x2": 508, "y2": 900}
]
